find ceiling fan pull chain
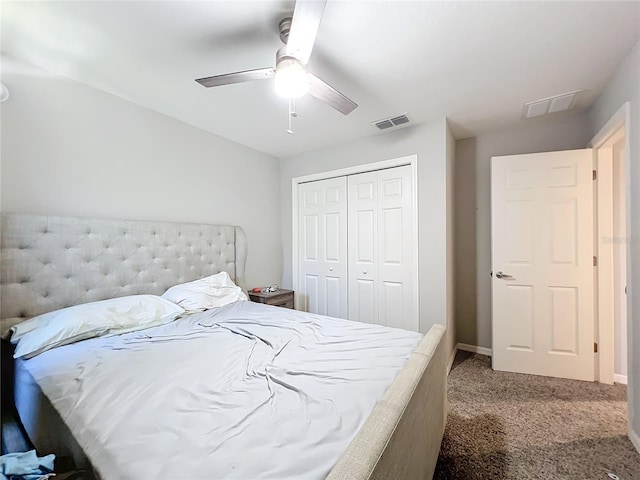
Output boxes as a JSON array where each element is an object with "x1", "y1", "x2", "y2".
[{"x1": 287, "y1": 98, "x2": 294, "y2": 134}]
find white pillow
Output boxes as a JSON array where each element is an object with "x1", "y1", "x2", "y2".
[
  {"x1": 161, "y1": 271, "x2": 247, "y2": 312},
  {"x1": 10, "y1": 295, "x2": 184, "y2": 359}
]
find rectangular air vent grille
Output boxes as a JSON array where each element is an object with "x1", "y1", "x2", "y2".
[
  {"x1": 390, "y1": 115, "x2": 409, "y2": 126},
  {"x1": 373, "y1": 113, "x2": 410, "y2": 130},
  {"x1": 375, "y1": 119, "x2": 394, "y2": 130}
]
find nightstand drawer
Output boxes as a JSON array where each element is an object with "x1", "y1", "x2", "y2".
[
  {"x1": 271, "y1": 299, "x2": 294, "y2": 309},
  {"x1": 248, "y1": 289, "x2": 294, "y2": 309}
]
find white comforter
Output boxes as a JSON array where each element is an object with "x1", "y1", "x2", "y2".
[{"x1": 23, "y1": 301, "x2": 422, "y2": 480}]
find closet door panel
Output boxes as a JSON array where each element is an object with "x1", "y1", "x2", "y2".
[
  {"x1": 348, "y1": 171, "x2": 379, "y2": 323},
  {"x1": 378, "y1": 165, "x2": 416, "y2": 329},
  {"x1": 325, "y1": 276, "x2": 342, "y2": 318},
  {"x1": 304, "y1": 274, "x2": 320, "y2": 314},
  {"x1": 356, "y1": 210, "x2": 375, "y2": 262},
  {"x1": 302, "y1": 215, "x2": 319, "y2": 261},
  {"x1": 380, "y1": 208, "x2": 403, "y2": 263},
  {"x1": 298, "y1": 177, "x2": 348, "y2": 317},
  {"x1": 380, "y1": 281, "x2": 405, "y2": 328},
  {"x1": 354, "y1": 279, "x2": 377, "y2": 323},
  {"x1": 325, "y1": 213, "x2": 341, "y2": 261}
]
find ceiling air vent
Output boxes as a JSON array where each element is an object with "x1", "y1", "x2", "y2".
[
  {"x1": 522, "y1": 90, "x2": 583, "y2": 119},
  {"x1": 373, "y1": 113, "x2": 410, "y2": 130}
]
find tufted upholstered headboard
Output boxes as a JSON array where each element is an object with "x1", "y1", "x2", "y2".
[{"x1": 0, "y1": 213, "x2": 247, "y2": 333}]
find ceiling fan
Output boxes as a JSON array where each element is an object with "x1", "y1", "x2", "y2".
[{"x1": 195, "y1": 0, "x2": 358, "y2": 119}]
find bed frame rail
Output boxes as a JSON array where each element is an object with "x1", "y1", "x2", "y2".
[{"x1": 327, "y1": 324, "x2": 447, "y2": 480}]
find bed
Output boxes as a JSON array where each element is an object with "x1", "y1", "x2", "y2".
[{"x1": 1, "y1": 213, "x2": 447, "y2": 480}]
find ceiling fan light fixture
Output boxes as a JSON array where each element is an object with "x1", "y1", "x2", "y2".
[{"x1": 274, "y1": 57, "x2": 310, "y2": 99}]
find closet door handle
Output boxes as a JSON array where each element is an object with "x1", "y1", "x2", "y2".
[
  {"x1": 329, "y1": 267, "x2": 334, "y2": 271},
  {"x1": 363, "y1": 270, "x2": 367, "y2": 274}
]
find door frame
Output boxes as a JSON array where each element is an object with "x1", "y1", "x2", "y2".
[
  {"x1": 589, "y1": 102, "x2": 631, "y2": 385},
  {"x1": 291, "y1": 155, "x2": 419, "y2": 326}
]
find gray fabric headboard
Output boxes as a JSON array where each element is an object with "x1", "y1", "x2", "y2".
[{"x1": 0, "y1": 213, "x2": 247, "y2": 333}]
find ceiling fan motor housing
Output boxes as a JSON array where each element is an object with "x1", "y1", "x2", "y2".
[
  {"x1": 279, "y1": 17, "x2": 292, "y2": 44},
  {"x1": 277, "y1": 17, "x2": 301, "y2": 67},
  {"x1": 276, "y1": 47, "x2": 301, "y2": 67}
]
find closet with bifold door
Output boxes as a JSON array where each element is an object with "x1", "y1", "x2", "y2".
[{"x1": 297, "y1": 163, "x2": 417, "y2": 331}]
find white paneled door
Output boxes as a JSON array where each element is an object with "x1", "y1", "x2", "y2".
[
  {"x1": 348, "y1": 165, "x2": 416, "y2": 329},
  {"x1": 348, "y1": 170, "x2": 378, "y2": 323},
  {"x1": 491, "y1": 150, "x2": 595, "y2": 381},
  {"x1": 298, "y1": 177, "x2": 348, "y2": 318}
]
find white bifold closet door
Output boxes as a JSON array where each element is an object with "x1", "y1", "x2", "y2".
[
  {"x1": 348, "y1": 165, "x2": 416, "y2": 330},
  {"x1": 298, "y1": 177, "x2": 348, "y2": 318}
]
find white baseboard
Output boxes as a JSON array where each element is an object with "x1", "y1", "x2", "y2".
[
  {"x1": 457, "y1": 343, "x2": 492, "y2": 357},
  {"x1": 630, "y1": 427, "x2": 640, "y2": 455},
  {"x1": 614, "y1": 374, "x2": 628, "y2": 385}
]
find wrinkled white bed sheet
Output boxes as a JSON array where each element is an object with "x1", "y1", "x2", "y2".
[{"x1": 23, "y1": 301, "x2": 422, "y2": 480}]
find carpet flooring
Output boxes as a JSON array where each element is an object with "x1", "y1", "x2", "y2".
[{"x1": 434, "y1": 353, "x2": 640, "y2": 480}]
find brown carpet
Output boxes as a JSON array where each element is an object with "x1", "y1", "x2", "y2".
[{"x1": 434, "y1": 353, "x2": 640, "y2": 480}]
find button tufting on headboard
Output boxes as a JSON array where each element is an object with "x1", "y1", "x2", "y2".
[{"x1": 0, "y1": 213, "x2": 247, "y2": 333}]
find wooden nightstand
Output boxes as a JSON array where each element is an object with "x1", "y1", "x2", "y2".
[{"x1": 248, "y1": 289, "x2": 294, "y2": 309}]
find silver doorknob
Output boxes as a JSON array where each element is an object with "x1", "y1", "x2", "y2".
[
  {"x1": 496, "y1": 271, "x2": 513, "y2": 279},
  {"x1": 363, "y1": 270, "x2": 367, "y2": 274},
  {"x1": 329, "y1": 267, "x2": 334, "y2": 271}
]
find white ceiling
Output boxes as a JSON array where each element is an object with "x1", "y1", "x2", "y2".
[{"x1": 2, "y1": 1, "x2": 639, "y2": 158}]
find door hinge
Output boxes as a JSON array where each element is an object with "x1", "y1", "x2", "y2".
[
  {"x1": 594, "y1": 342, "x2": 598, "y2": 353},
  {"x1": 593, "y1": 256, "x2": 597, "y2": 267},
  {"x1": 593, "y1": 170, "x2": 597, "y2": 180}
]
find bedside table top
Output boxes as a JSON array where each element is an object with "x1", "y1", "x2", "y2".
[{"x1": 248, "y1": 288, "x2": 293, "y2": 300}]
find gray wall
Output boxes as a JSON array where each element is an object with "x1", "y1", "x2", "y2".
[
  {"x1": 589, "y1": 38, "x2": 640, "y2": 450},
  {"x1": 0, "y1": 54, "x2": 283, "y2": 289},
  {"x1": 279, "y1": 120, "x2": 455, "y2": 357},
  {"x1": 446, "y1": 123, "x2": 456, "y2": 360},
  {"x1": 454, "y1": 111, "x2": 592, "y2": 348},
  {"x1": 454, "y1": 137, "x2": 477, "y2": 347}
]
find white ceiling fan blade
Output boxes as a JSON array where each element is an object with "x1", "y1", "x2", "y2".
[
  {"x1": 195, "y1": 67, "x2": 275, "y2": 88},
  {"x1": 308, "y1": 73, "x2": 357, "y2": 115},
  {"x1": 284, "y1": 0, "x2": 327, "y2": 65}
]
